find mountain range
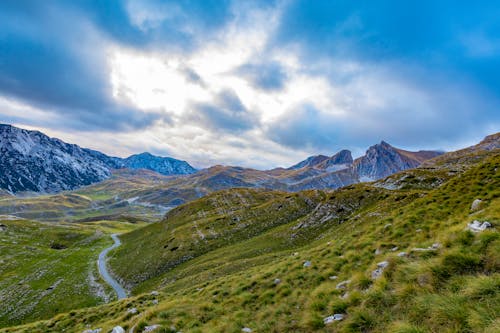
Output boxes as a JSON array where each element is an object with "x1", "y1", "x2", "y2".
[
  {"x1": 0, "y1": 127, "x2": 498, "y2": 332},
  {"x1": 1, "y1": 129, "x2": 497, "y2": 333},
  {"x1": 0, "y1": 124, "x2": 196, "y2": 193},
  {"x1": 0, "y1": 124, "x2": 444, "y2": 195}
]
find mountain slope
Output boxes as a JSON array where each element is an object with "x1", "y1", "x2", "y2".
[
  {"x1": 0, "y1": 124, "x2": 112, "y2": 193},
  {"x1": 3, "y1": 134, "x2": 498, "y2": 333},
  {"x1": 0, "y1": 124, "x2": 196, "y2": 193},
  {"x1": 123, "y1": 152, "x2": 197, "y2": 176},
  {"x1": 354, "y1": 141, "x2": 443, "y2": 181}
]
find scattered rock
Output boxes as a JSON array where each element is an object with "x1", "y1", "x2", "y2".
[
  {"x1": 82, "y1": 329, "x2": 101, "y2": 333},
  {"x1": 391, "y1": 246, "x2": 398, "y2": 252},
  {"x1": 293, "y1": 252, "x2": 299, "y2": 256},
  {"x1": 273, "y1": 278, "x2": 281, "y2": 285},
  {"x1": 112, "y1": 327, "x2": 125, "y2": 333},
  {"x1": 0, "y1": 223, "x2": 6, "y2": 232},
  {"x1": 151, "y1": 291, "x2": 159, "y2": 296},
  {"x1": 383, "y1": 223, "x2": 392, "y2": 229},
  {"x1": 412, "y1": 242, "x2": 441, "y2": 252},
  {"x1": 324, "y1": 314, "x2": 345, "y2": 324},
  {"x1": 467, "y1": 220, "x2": 492, "y2": 232},
  {"x1": 397, "y1": 252, "x2": 407, "y2": 257},
  {"x1": 152, "y1": 299, "x2": 158, "y2": 305},
  {"x1": 340, "y1": 292, "x2": 349, "y2": 299},
  {"x1": 378, "y1": 261, "x2": 389, "y2": 268},
  {"x1": 336, "y1": 280, "x2": 351, "y2": 289},
  {"x1": 242, "y1": 327, "x2": 252, "y2": 332},
  {"x1": 303, "y1": 260, "x2": 312, "y2": 267},
  {"x1": 329, "y1": 275, "x2": 338, "y2": 280},
  {"x1": 374, "y1": 248, "x2": 382, "y2": 255},
  {"x1": 371, "y1": 261, "x2": 389, "y2": 279},
  {"x1": 416, "y1": 229, "x2": 422, "y2": 233},
  {"x1": 471, "y1": 199, "x2": 483, "y2": 211},
  {"x1": 127, "y1": 307, "x2": 138, "y2": 315},
  {"x1": 143, "y1": 325, "x2": 161, "y2": 332}
]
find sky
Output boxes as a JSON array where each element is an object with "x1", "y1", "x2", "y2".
[{"x1": 0, "y1": 0, "x2": 499, "y2": 169}]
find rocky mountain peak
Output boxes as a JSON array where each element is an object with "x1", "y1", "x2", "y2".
[
  {"x1": 287, "y1": 155, "x2": 330, "y2": 170},
  {"x1": 356, "y1": 141, "x2": 443, "y2": 181},
  {"x1": 123, "y1": 152, "x2": 197, "y2": 176},
  {"x1": 330, "y1": 149, "x2": 353, "y2": 164}
]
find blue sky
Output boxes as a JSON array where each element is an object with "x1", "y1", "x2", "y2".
[{"x1": 0, "y1": 0, "x2": 499, "y2": 168}]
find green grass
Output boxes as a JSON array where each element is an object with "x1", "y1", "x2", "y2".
[
  {"x1": 0, "y1": 216, "x2": 147, "y2": 328},
  {"x1": 1, "y1": 149, "x2": 499, "y2": 332}
]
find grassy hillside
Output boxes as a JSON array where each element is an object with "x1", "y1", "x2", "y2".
[
  {"x1": 0, "y1": 217, "x2": 140, "y2": 327},
  {"x1": 2, "y1": 144, "x2": 497, "y2": 332},
  {"x1": 108, "y1": 188, "x2": 325, "y2": 290}
]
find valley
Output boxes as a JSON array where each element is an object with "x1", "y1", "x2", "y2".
[{"x1": 0, "y1": 132, "x2": 497, "y2": 332}]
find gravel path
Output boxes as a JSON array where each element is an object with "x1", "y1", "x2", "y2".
[{"x1": 97, "y1": 234, "x2": 127, "y2": 300}]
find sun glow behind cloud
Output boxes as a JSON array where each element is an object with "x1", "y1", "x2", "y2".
[{"x1": 108, "y1": 3, "x2": 347, "y2": 132}]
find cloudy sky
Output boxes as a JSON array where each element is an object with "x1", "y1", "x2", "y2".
[{"x1": 1, "y1": 1, "x2": 499, "y2": 169}]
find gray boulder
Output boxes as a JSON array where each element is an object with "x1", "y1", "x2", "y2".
[
  {"x1": 467, "y1": 220, "x2": 492, "y2": 232},
  {"x1": 112, "y1": 327, "x2": 125, "y2": 333},
  {"x1": 324, "y1": 314, "x2": 345, "y2": 324},
  {"x1": 471, "y1": 199, "x2": 483, "y2": 211}
]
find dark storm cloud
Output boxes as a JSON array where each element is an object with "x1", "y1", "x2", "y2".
[
  {"x1": 0, "y1": 0, "x2": 233, "y2": 131},
  {"x1": 266, "y1": 104, "x2": 340, "y2": 150},
  {"x1": 187, "y1": 89, "x2": 258, "y2": 133},
  {"x1": 266, "y1": 76, "x2": 499, "y2": 153},
  {"x1": 236, "y1": 62, "x2": 288, "y2": 91}
]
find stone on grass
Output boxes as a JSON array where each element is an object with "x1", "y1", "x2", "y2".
[
  {"x1": 127, "y1": 307, "x2": 138, "y2": 314},
  {"x1": 324, "y1": 314, "x2": 345, "y2": 324},
  {"x1": 273, "y1": 278, "x2": 281, "y2": 285},
  {"x1": 242, "y1": 327, "x2": 252, "y2": 332},
  {"x1": 377, "y1": 261, "x2": 389, "y2": 268},
  {"x1": 143, "y1": 325, "x2": 161, "y2": 332},
  {"x1": 371, "y1": 261, "x2": 389, "y2": 279},
  {"x1": 397, "y1": 252, "x2": 407, "y2": 257},
  {"x1": 303, "y1": 260, "x2": 312, "y2": 267},
  {"x1": 329, "y1": 275, "x2": 338, "y2": 280},
  {"x1": 112, "y1": 327, "x2": 125, "y2": 333},
  {"x1": 391, "y1": 246, "x2": 398, "y2": 251},
  {"x1": 374, "y1": 248, "x2": 382, "y2": 255},
  {"x1": 82, "y1": 329, "x2": 101, "y2": 333},
  {"x1": 336, "y1": 280, "x2": 350, "y2": 289},
  {"x1": 340, "y1": 292, "x2": 349, "y2": 299},
  {"x1": 471, "y1": 199, "x2": 483, "y2": 211},
  {"x1": 467, "y1": 220, "x2": 492, "y2": 232},
  {"x1": 151, "y1": 290, "x2": 159, "y2": 296}
]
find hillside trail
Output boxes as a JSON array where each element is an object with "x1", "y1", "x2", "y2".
[{"x1": 97, "y1": 234, "x2": 127, "y2": 300}]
